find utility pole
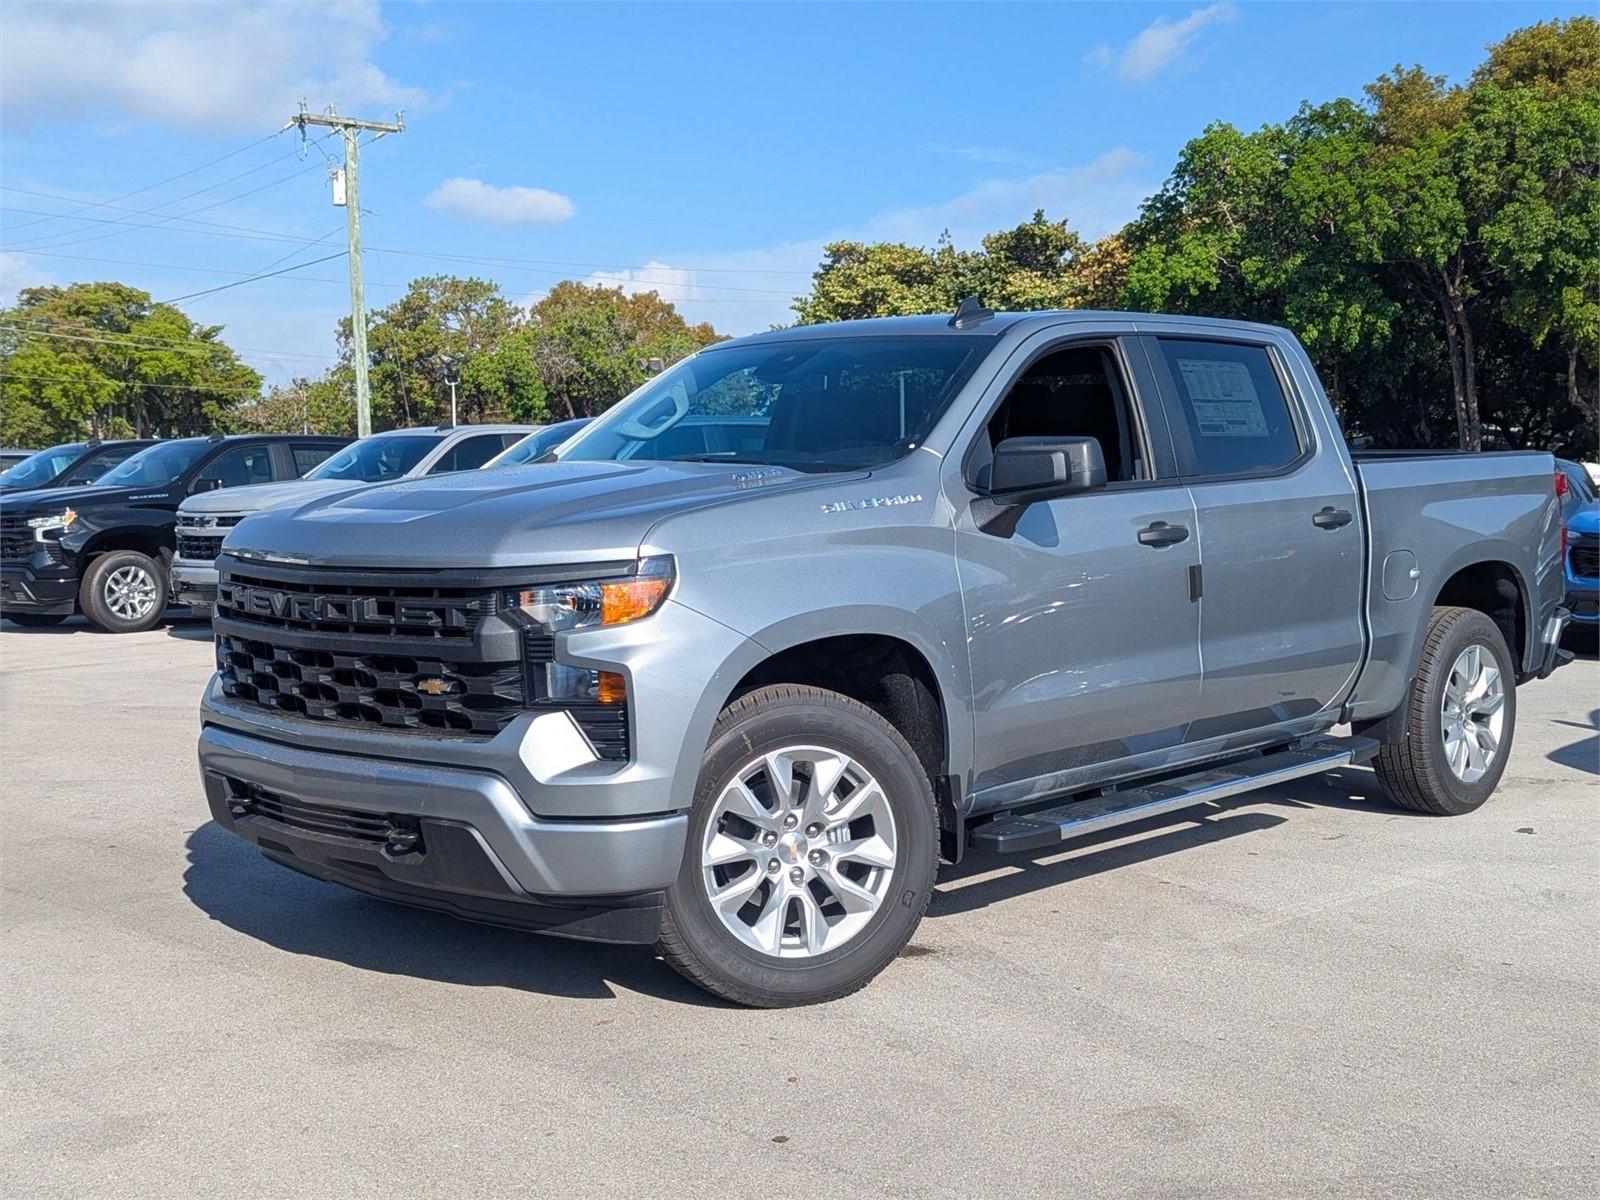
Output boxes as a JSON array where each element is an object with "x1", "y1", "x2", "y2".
[
  {"x1": 286, "y1": 103, "x2": 404, "y2": 438},
  {"x1": 446, "y1": 374, "x2": 459, "y2": 426}
]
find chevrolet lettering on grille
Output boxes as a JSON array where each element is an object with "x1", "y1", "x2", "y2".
[{"x1": 217, "y1": 583, "x2": 481, "y2": 630}]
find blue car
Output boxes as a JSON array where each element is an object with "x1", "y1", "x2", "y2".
[{"x1": 1558, "y1": 459, "x2": 1599, "y2": 636}]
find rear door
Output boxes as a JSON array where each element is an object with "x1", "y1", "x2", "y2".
[{"x1": 1143, "y1": 333, "x2": 1364, "y2": 741}]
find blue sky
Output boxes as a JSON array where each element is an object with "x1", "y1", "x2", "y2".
[{"x1": 0, "y1": 1, "x2": 1588, "y2": 385}]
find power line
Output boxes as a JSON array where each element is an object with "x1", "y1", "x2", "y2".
[
  {"x1": 0, "y1": 321, "x2": 337, "y2": 364},
  {"x1": 157, "y1": 250, "x2": 348, "y2": 305},
  {"x1": 0, "y1": 132, "x2": 281, "y2": 235},
  {"x1": 0, "y1": 371, "x2": 265, "y2": 400}
]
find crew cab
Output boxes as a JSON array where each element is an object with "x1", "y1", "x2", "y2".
[
  {"x1": 0, "y1": 439, "x2": 155, "y2": 494},
  {"x1": 196, "y1": 309, "x2": 1568, "y2": 1006},
  {"x1": 0, "y1": 433, "x2": 347, "y2": 632},
  {"x1": 171, "y1": 424, "x2": 531, "y2": 615}
]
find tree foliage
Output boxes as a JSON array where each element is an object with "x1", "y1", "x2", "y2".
[{"x1": 0, "y1": 282, "x2": 262, "y2": 444}]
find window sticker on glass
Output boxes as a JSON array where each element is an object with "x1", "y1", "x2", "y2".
[{"x1": 1176, "y1": 358, "x2": 1269, "y2": 437}]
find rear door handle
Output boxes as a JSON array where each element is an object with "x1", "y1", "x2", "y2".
[
  {"x1": 1312, "y1": 506, "x2": 1354, "y2": 530},
  {"x1": 1137, "y1": 521, "x2": 1190, "y2": 548}
]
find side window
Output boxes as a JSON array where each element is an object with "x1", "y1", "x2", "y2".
[
  {"x1": 59, "y1": 445, "x2": 139, "y2": 485},
  {"x1": 194, "y1": 444, "x2": 274, "y2": 490},
  {"x1": 429, "y1": 434, "x2": 508, "y2": 474},
  {"x1": 291, "y1": 445, "x2": 337, "y2": 476},
  {"x1": 1157, "y1": 339, "x2": 1303, "y2": 478},
  {"x1": 977, "y1": 344, "x2": 1146, "y2": 486}
]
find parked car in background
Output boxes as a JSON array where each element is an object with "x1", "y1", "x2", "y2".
[
  {"x1": 197, "y1": 308, "x2": 1568, "y2": 1005},
  {"x1": 0, "y1": 433, "x2": 348, "y2": 632},
  {"x1": 487, "y1": 418, "x2": 593, "y2": 468},
  {"x1": 0, "y1": 449, "x2": 35, "y2": 472},
  {"x1": 0, "y1": 439, "x2": 155, "y2": 494},
  {"x1": 1557, "y1": 459, "x2": 1598, "y2": 639},
  {"x1": 171, "y1": 424, "x2": 533, "y2": 615}
]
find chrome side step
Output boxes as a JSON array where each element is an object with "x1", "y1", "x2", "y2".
[{"x1": 970, "y1": 736, "x2": 1379, "y2": 855}]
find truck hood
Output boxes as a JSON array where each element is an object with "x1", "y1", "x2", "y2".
[
  {"x1": 181, "y1": 477, "x2": 369, "y2": 517},
  {"x1": 225, "y1": 460, "x2": 845, "y2": 568},
  {"x1": 0, "y1": 482, "x2": 169, "y2": 516}
]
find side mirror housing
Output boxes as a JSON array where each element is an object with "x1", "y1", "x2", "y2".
[
  {"x1": 975, "y1": 436, "x2": 1108, "y2": 537},
  {"x1": 190, "y1": 477, "x2": 222, "y2": 494}
]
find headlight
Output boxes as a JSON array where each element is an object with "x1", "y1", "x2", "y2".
[
  {"x1": 27, "y1": 508, "x2": 76, "y2": 538},
  {"x1": 506, "y1": 556, "x2": 673, "y2": 633},
  {"x1": 507, "y1": 557, "x2": 673, "y2": 706}
]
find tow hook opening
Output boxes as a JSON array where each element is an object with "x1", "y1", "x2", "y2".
[{"x1": 381, "y1": 821, "x2": 424, "y2": 858}]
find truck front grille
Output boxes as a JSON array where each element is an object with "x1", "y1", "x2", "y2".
[
  {"x1": 1571, "y1": 537, "x2": 1599, "y2": 580},
  {"x1": 175, "y1": 515, "x2": 243, "y2": 564},
  {"x1": 217, "y1": 634, "x2": 526, "y2": 736},
  {"x1": 216, "y1": 569, "x2": 491, "y2": 641},
  {"x1": 0, "y1": 515, "x2": 32, "y2": 562}
]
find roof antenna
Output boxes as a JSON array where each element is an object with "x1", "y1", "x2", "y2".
[{"x1": 949, "y1": 296, "x2": 995, "y2": 329}]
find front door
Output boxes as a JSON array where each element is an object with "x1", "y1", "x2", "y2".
[{"x1": 953, "y1": 332, "x2": 1203, "y2": 809}]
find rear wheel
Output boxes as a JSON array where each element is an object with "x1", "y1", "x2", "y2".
[
  {"x1": 658, "y1": 684, "x2": 938, "y2": 1007},
  {"x1": 1375, "y1": 606, "x2": 1516, "y2": 815},
  {"x1": 79, "y1": 550, "x2": 167, "y2": 634},
  {"x1": 1, "y1": 612, "x2": 68, "y2": 628}
]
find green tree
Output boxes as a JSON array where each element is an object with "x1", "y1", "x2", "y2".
[
  {"x1": 525, "y1": 282, "x2": 721, "y2": 418},
  {"x1": 230, "y1": 370, "x2": 355, "y2": 435},
  {"x1": 0, "y1": 282, "x2": 261, "y2": 444},
  {"x1": 347, "y1": 275, "x2": 527, "y2": 428}
]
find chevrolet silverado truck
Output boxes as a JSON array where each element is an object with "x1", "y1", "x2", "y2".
[
  {"x1": 0, "y1": 439, "x2": 155, "y2": 495},
  {"x1": 197, "y1": 308, "x2": 1569, "y2": 1006},
  {"x1": 171, "y1": 424, "x2": 531, "y2": 616},
  {"x1": 0, "y1": 434, "x2": 347, "y2": 631}
]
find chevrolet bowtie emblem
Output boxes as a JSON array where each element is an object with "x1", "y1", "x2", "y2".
[{"x1": 415, "y1": 677, "x2": 456, "y2": 697}]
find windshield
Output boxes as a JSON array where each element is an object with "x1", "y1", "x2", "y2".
[
  {"x1": 97, "y1": 439, "x2": 211, "y2": 487},
  {"x1": 306, "y1": 433, "x2": 443, "y2": 482},
  {"x1": 492, "y1": 419, "x2": 591, "y2": 466},
  {"x1": 0, "y1": 443, "x2": 84, "y2": 488},
  {"x1": 556, "y1": 336, "x2": 986, "y2": 472}
]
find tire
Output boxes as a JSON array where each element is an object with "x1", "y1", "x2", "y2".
[
  {"x1": 1375, "y1": 606, "x2": 1517, "y2": 815},
  {"x1": 658, "y1": 684, "x2": 938, "y2": 1007},
  {"x1": 2, "y1": 612, "x2": 68, "y2": 628},
  {"x1": 78, "y1": 550, "x2": 168, "y2": 634}
]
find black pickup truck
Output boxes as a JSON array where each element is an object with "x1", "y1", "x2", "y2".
[{"x1": 0, "y1": 433, "x2": 347, "y2": 632}]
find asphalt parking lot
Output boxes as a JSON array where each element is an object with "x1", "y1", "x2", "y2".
[{"x1": 1, "y1": 616, "x2": 1595, "y2": 1199}]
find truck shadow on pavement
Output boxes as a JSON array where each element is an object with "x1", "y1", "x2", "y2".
[
  {"x1": 929, "y1": 769, "x2": 1408, "y2": 919},
  {"x1": 1546, "y1": 707, "x2": 1599, "y2": 775},
  {"x1": 181, "y1": 822, "x2": 728, "y2": 1006}
]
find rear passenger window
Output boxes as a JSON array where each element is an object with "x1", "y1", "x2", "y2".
[
  {"x1": 292, "y1": 445, "x2": 336, "y2": 475},
  {"x1": 429, "y1": 434, "x2": 508, "y2": 474},
  {"x1": 1157, "y1": 340, "x2": 1303, "y2": 478}
]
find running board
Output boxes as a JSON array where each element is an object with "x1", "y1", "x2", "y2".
[{"x1": 970, "y1": 736, "x2": 1379, "y2": 856}]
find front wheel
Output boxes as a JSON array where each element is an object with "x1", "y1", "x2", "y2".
[
  {"x1": 78, "y1": 550, "x2": 168, "y2": 634},
  {"x1": 1375, "y1": 606, "x2": 1517, "y2": 815},
  {"x1": 658, "y1": 684, "x2": 938, "y2": 1007}
]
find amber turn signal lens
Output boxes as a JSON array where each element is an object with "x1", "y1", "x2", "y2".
[
  {"x1": 596, "y1": 671, "x2": 628, "y2": 705},
  {"x1": 600, "y1": 575, "x2": 671, "y2": 625}
]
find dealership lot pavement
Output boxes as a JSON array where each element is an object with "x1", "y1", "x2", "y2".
[{"x1": 1, "y1": 617, "x2": 1595, "y2": 1199}]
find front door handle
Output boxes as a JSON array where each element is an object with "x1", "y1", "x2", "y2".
[
  {"x1": 1312, "y1": 506, "x2": 1354, "y2": 530},
  {"x1": 1137, "y1": 521, "x2": 1190, "y2": 548}
]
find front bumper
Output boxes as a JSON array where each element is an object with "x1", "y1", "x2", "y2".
[
  {"x1": 199, "y1": 724, "x2": 688, "y2": 943},
  {"x1": 0, "y1": 561, "x2": 78, "y2": 614},
  {"x1": 170, "y1": 560, "x2": 218, "y2": 613}
]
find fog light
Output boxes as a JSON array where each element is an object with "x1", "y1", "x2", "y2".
[{"x1": 596, "y1": 670, "x2": 627, "y2": 705}]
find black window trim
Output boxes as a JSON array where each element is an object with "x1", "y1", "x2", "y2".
[
  {"x1": 957, "y1": 332, "x2": 1178, "y2": 496},
  {"x1": 1144, "y1": 333, "x2": 1316, "y2": 486}
]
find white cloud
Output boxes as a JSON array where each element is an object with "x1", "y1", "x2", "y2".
[
  {"x1": 0, "y1": 0, "x2": 422, "y2": 132},
  {"x1": 424, "y1": 178, "x2": 576, "y2": 227},
  {"x1": 1086, "y1": 3, "x2": 1239, "y2": 82},
  {"x1": 583, "y1": 261, "x2": 702, "y2": 305},
  {"x1": 0, "y1": 252, "x2": 57, "y2": 303}
]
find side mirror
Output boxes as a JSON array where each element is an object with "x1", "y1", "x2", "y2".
[
  {"x1": 190, "y1": 477, "x2": 222, "y2": 493},
  {"x1": 976, "y1": 436, "x2": 1108, "y2": 537}
]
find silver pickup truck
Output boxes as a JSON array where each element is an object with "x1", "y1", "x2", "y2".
[{"x1": 197, "y1": 307, "x2": 1570, "y2": 1006}]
